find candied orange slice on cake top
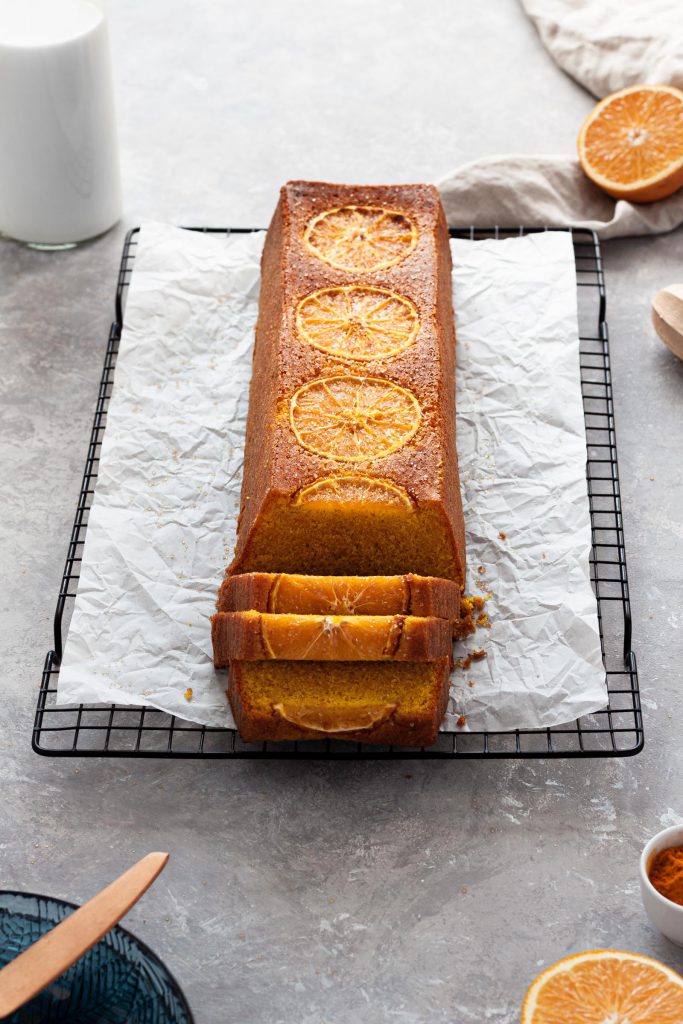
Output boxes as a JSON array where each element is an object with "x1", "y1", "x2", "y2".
[
  {"x1": 296, "y1": 286, "x2": 419, "y2": 361},
  {"x1": 303, "y1": 205, "x2": 417, "y2": 272},
  {"x1": 289, "y1": 375, "x2": 421, "y2": 463}
]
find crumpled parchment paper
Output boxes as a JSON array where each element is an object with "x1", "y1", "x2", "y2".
[
  {"x1": 58, "y1": 222, "x2": 606, "y2": 731},
  {"x1": 445, "y1": 232, "x2": 605, "y2": 730}
]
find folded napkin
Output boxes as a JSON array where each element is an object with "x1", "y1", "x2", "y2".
[
  {"x1": 438, "y1": 154, "x2": 683, "y2": 239},
  {"x1": 521, "y1": 0, "x2": 683, "y2": 98},
  {"x1": 437, "y1": 0, "x2": 683, "y2": 239}
]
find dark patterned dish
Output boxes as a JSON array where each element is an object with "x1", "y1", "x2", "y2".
[{"x1": 0, "y1": 891, "x2": 193, "y2": 1023}]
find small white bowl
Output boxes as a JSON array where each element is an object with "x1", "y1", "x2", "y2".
[{"x1": 640, "y1": 824, "x2": 683, "y2": 946}]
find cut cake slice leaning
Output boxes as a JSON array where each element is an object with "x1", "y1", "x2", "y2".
[
  {"x1": 216, "y1": 572, "x2": 460, "y2": 619},
  {"x1": 212, "y1": 611, "x2": 453, "y2": 666}
]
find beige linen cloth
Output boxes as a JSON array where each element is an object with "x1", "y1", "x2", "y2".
[{"x1": 437, "y1": 0, "x2": 683, "y2": 238}]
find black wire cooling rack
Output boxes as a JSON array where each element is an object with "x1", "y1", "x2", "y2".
[{"x1": 33, "y1": 226, "x2": 641, "y2": 759}]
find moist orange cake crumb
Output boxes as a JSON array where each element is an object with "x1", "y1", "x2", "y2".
[
  {"x1": 228, "y1": 658, "x2": 451, "y2": 747},
  {"x1": 455, "y1": 595, "x2": 489, "y2": 639},
  {"x1": 454, "y1": 648, "x2": 488, "y2": 671}
]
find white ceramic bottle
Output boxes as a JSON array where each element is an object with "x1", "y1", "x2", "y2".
[{"x1": 0, "y1": 0, "x2": 122, "y2": 247}]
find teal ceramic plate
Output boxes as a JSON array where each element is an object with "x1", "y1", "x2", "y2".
[{"x1": 0, "y1": 891, "x2": 193, "y2": 1023}]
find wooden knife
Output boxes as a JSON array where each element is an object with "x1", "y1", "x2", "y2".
[{"x1": 0, "y1": 851, "x2": 169, "y2": 1018}]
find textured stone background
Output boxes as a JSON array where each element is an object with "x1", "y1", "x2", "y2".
[{"x1": 1, "y1": 1, "x2": 682, "y2": 1021}]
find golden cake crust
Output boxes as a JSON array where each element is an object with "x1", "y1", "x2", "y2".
[{"x1": 229, "y1": 181, "x2": 466, "y2": 584}]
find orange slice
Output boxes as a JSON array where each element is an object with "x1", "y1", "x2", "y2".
[
  {"x1": 268, "y1": 575, "x2": 411, "y2": 616},
  {"x1": 577, "y1": 85, "x2": 683, "y2": 202},
  {"x1": 304, "y1": 205, "x2": 418, "y2": 272},
  {"x1": 522, "y1": 949, "x2": 683, "y2": 1024},
  {"x1": 289, "y1": 375, "x2": 421, "y2": 463},
  {"x1": 212, "y1": 611, "x2": 451, "y2": 665},
  {"x1": 296, "y1": 286, "x2": 419, "y2": 361},
  {"x1": 272, "y1": 702, "x2": 396, "y2": 734},
  {"x1": 261, "y1": 613, "x2": 407, "y2": 660},
  {"x1": 294, "y1": 472, "x2": 414, "y2": 509}
]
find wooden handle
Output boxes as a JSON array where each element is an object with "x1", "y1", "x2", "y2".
[
  {"x1": 652, "y1": 283, "x2": 683, "y2": 361},
  {"x1": 0, "y1": 851, "x2": 169, "y2": 1018}
]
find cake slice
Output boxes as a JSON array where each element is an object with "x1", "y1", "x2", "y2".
[
  {"x1": 228, "y1": 658, "x2": 452, "y2": 746},
  {"x1": 216, "y1": 572, "x2": 460, "y2": 619},
  {"x1": 229, "y1": 181, "x2": 466, "y2": 584},
  {"x1": 212, "y1": 611, "x2": 452, "y2": 666}
]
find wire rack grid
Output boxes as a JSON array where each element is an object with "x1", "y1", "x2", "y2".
[{"x1": 33, "y1": 225, "x2": 641, "y2": 759}]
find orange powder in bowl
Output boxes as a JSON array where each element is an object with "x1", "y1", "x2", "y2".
[{"x1": 649, "y1": 845, "x2": 683, "y2": 906}]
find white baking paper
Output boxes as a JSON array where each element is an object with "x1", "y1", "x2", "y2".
[
  {"x1": 444, "y1": 232, "x2": 606, "y2": 730},
  {"x1": 58, "y1": 222, "x2": 607, "y2": 731}
]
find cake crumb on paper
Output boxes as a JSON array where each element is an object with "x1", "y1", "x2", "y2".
[{"x1": 455, "y1": 649, "x2": 488, "y2": 671}]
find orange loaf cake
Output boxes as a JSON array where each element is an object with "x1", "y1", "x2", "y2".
[
  {"x1": 216, "y1": 572, "x2": 460, "y2": 619},
  {"x1": 229, "y1": 181, "x2": 466, "y2": 584},
  {"x1": 228, "y1": 659, "x2": 452, "y2": 746},
  {"x1": 212, "y1": 611, "x2": 452, "y2": 666}
]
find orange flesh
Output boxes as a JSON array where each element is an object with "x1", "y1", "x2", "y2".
[
  {"x1": 269, "y1": 575, "x2": 409, "y2": 615},
  {"x1": 578, "y1": 85, "x2": 683, "y2": 201},
  {"x1": 524, "y1": 952, "x2": 683, "y2": 1024},
  {"x1": 582, "y1": 90, "x2": 683, "y2": 184},
  {"x1": 260, "y1": 613, "x2": 403, "y2": 659},
  {"x1": 218, "y1": 611, "x2": 451, "y2": 662}
]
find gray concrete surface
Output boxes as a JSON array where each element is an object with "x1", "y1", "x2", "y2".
[{"x1": 1, "y1": 1, "x2": 682, "y2": 1021}]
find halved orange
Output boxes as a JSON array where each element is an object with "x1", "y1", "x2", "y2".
[
  {"x1": 522, "y1": 949, "x2": 683, "y2": 1024},
  {"x1": 304, "y1": 205, "x2": 418, "y2": 272},
  {"x1": 293, "y1": 472, "x2": 414, "y2": 509},
  {"x1": 577, "y1": 85, "x2": 683, "y2": 202},
  {"x1": 289, "y1": 375, "x2": 421, "y2": 463},
  {"x1": 273, "y1": 702, "x2": 396, "y2": 733},
  {"x1": 296, "y1": 286, "x2": 419, "y2": 361}
]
